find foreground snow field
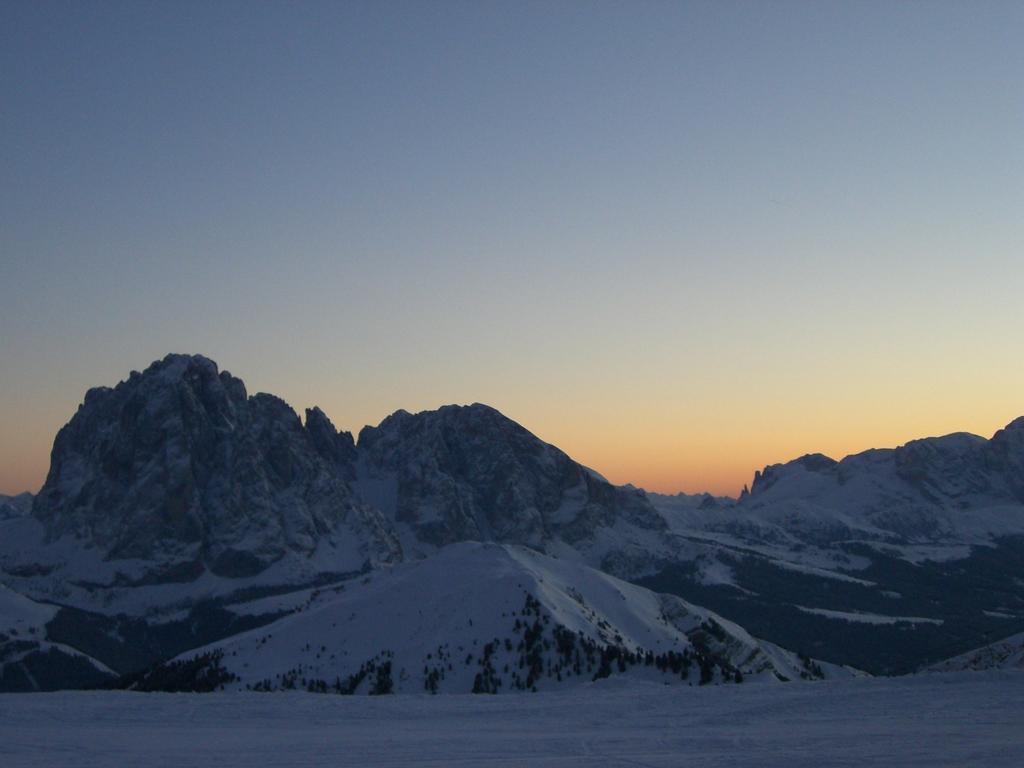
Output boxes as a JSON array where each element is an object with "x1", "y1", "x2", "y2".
[{"x1": 2, "y1": 673, "x2": 1022, "y2": 767}]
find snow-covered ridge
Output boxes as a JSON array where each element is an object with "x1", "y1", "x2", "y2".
[
  {"x1": 929, "y1": 631, "x2": 1024, "y2": 672},
  {"x1": 137, "y1": 542, "x2": 855, "y2": 694},
  {"x1": 795, "y1": 606, "x2": 943, "y2": 626},
  {"x1": 650, "y1": 416, "x2": 1024, "y2": 569}
]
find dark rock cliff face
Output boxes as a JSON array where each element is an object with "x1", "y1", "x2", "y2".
[
  {"x1": 32, "y1": 354, "x2": 398, "y2": 577},
  {"x1": 304, "y1": 406, "x2": 357, "y2": 474},
  {"x1": 356, "y1": 403, "x2": 665, "y2": 550},
  {"x1": 986, "y1": 417, "x2": 1024, "y2": 502},
  {"x1": 892, "y1": 433, "x2": 991, "y2": 501}
]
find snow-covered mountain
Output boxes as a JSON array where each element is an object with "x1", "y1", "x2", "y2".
[
  {"x1": 739, "y1": 423, "x2": 1024, "y2": 547},
  {"x1": 130, "y1": 542, "x2": 853, "y2": 693},
  {"x1": 654, "y1": 420, "x2": 1024, "y2": 564},
  {"x1": 32, "y1": 354, "x2": 399, "y2": 577},
  {"x1": 644, "y1": 422, "x2": 1024, "y2": 674},
  {"x1": 0, "y1": 354, "x2": 673, "y2": 618},
  {"x1": 354, "y1": 403, "x2": 670, "y2": 574}
]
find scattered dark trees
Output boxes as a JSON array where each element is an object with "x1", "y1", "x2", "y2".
[{"x1": 123, "y1": 650, "x2": 237, "y2": 692}]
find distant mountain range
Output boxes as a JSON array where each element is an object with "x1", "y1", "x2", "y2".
[{"x1": 2, "y1": 353, "x2": 1022, "y2": 691}]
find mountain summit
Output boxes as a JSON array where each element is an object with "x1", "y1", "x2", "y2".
[
  {"x1": 355, "y1": 402, "x2": 667, "y2": 567},
  {"x1": 31, "y1": 354, "x2": 399, "y2": 580}
]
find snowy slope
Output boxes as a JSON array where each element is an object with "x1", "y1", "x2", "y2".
[
  {"x1": 929, "y1": 631, "x2": 1024, "y2": 672},
  {"x1": 143, "y1": 542, "x2": 855, "y2": 694},
  {"x1": 5, "y1": 673, "x2": 1024, "y2": 768},
  {"x1": 0, "y1": 585, "x2": 115, "y2": 691},
  {"x1": 0, "y1": 583, "x2": 57, "y2": 636}
]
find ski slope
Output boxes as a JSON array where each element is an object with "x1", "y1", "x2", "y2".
[{"x1": 1, "y1": 672, "x2": 1022, "y2": 767}]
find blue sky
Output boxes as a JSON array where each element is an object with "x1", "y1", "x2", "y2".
[{"x1": 2, "y1": 1, "x2": 1022, "y2": 494}]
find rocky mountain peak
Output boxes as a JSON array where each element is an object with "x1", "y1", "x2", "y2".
[
  {"x1": 31, "y1": 354, "x2": 398, "y2": 579},
  {"x1": 354, "y1": 402, "x2": 666, "y2": 569},
  {"x1": 357, "y1": 403, "x2": 506, "y2": 450},
  {"x1": 305, "y1": 406, "x2": 357, "y2": 468}
]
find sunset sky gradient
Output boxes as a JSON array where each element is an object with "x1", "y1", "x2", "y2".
[{"x1": 2, "y1": 1, "x2": 1022, "y2": 496}]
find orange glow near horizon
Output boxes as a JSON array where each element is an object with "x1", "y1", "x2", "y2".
[{"x1": 528, "y1": 410, "x2": 1024, "y2": 497}]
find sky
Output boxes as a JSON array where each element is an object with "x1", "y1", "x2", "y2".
[{"x1": 1, "y1": 1, "x2": 1022, "y2": 497}]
